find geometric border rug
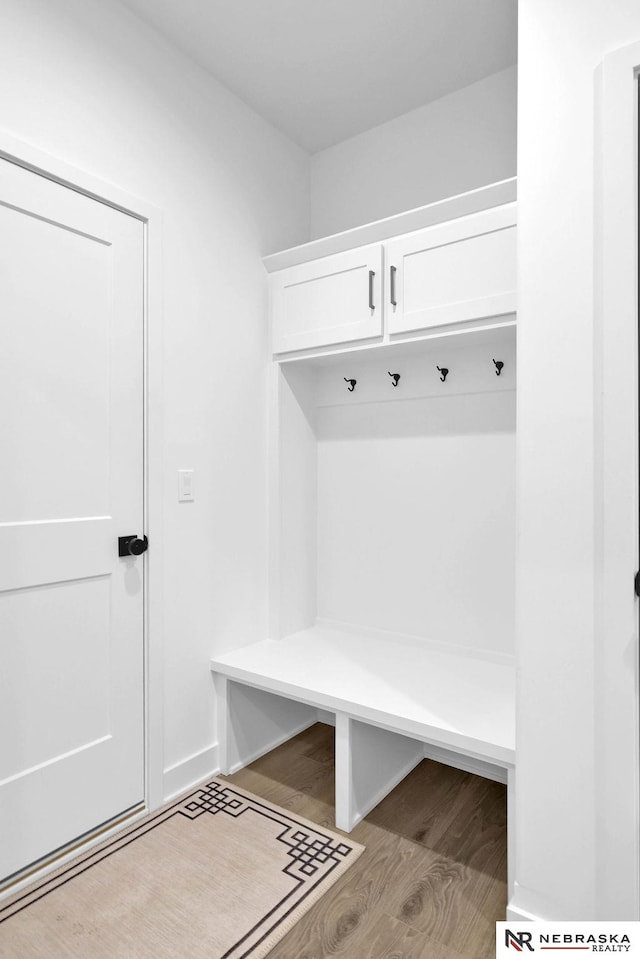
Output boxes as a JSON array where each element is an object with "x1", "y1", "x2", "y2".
[{"x1": 0, "y1": 778, "x2": 364, "y2": 959}]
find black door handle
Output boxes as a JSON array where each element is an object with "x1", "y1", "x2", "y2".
[{"x1": 118, "y1": 534, "x2": 149, "y2": 557}]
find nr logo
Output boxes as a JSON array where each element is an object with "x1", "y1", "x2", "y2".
[{"x1": 505, "y1": 928, "x2": 535, "y2": 951}]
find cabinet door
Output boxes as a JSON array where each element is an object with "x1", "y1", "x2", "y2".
[
  {"x1": 271, "y1": 245, "x2": 383, "y2": 354},
  {"x1": 386, "y1": 205, "x2": 516, "y2": 336}
]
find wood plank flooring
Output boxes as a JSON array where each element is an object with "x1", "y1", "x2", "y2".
[{"x1": 223, "y1": 723, "x2": 507, "y2": 959}]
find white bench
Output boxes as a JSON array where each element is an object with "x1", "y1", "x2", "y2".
[{"x1": 211, "y1": 622, "x2": 515, "y2": 886}]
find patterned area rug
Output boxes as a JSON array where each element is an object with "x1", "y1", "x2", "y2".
[{"x1": 0, "y1": 778, "x2": 364, "y2": 958}]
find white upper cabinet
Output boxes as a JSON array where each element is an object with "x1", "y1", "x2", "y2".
[
  {"x1": 267, "y1": 185, "x2": 517, "y2": 355},
  {"x1": 385, "y1": 204, "x2": 517, "y2": 336},
  {"x1": 271, "y1": 244, "x2": 383, "y2": 354}
]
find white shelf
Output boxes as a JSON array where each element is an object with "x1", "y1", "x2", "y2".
[
  {"x1": 278, "y1": 316, "x2": 516, "y2": 372},
  {"x1": 211, "y1": 623, "x2": 515, "y2": 767},
  {"x1": 262, "y1": 178, "x2": 517, "y2": 273}
]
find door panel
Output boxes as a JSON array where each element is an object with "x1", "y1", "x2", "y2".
[
  {"x1": 0, "y1": 518, "x2": 113, "y2": 591},
  {"x1": 0, "y1": 202, "x2": 111, "y2": 520},
  {"x1": 271, "y1": 244, "x2": 383, "y2": 353},
  {"x1": 1, "y1": 578, "x2": 112, "y2": 779},
  {"x1": 386, "y1": 204, "x2": 517, "y2": 335},
  {"x1": 0, "y1": 157, "x2": 144, "y2": 881}
]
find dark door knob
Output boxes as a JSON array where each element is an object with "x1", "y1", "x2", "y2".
[{"x1": 118, "y1": 534, "x2": 149, "y2": 557}]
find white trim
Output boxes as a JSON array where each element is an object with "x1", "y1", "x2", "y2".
[
  {"x1": 0, "y1": 804, "x2": 148, "y2": 903},
  {"x1": 315, "y1": 616, "x2": 516, "y2": 667},
  {"x1": 262, "y1": 177, "x2": 517, "y2": 272},
  {"x1": 0, "y1": 130, "x2": 165, "y2": 815},
  {"x1": 596, "y1": 43, "x2": 640, "y2": 919},
  {"x1": 143, "y1": 195, "x2": 165, "y2": 813},
  {"x1": 162, "y1": 745, "x2": 220, "y2": 803},
  {"x1": 275, "y1": 316, "x2": 516, "y2": 365},
  {"x1": 506, "y1": 893, "x2": 543, "y2": 923}
]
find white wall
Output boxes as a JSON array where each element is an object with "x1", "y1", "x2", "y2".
[
  {"x1": 0, "y1": 0, "x2": 309, "y2": 797},
  {"x1": 314, "y1": 344, "x2": 516, "y2": 657},
  {"x1": 516, "y1": 0, "x2": 640, "y2": 921},
  {"x1": 317, "y1": 396, "x2": 516, "y2": 653},
  {"x1": 309, "y1": 65, "x2": 517, "y2": 239}
]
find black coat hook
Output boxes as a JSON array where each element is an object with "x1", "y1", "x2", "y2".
[
  {"x1": 388, "y1": 372, "x2": 400, "y2": 387},
  {"x1": 436, "y1": 366, "x2": 449, "y2": 383},
  {"x1": 493, "y1": 359, "x2": 504, "y2": 377},
  {"x1": 344, "y1": 377, "x2": 357, "y2": 392}
]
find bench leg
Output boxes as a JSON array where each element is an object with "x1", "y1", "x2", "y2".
[
  {"x1": 213, "y1": 673, "x2": 230, "y2": 775},
  {"x1": 507, "y1": 763, "x2": 515, "y2": 899},
  {"x1": 335, "y1": 713, "x2": 355, "y2": 831},
  {"x1": 335, "y1": 713, "x2": 423, "y2": 833}
]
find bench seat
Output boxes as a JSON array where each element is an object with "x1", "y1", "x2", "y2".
[
  {"x1": 211, "y1": 623, "x2": 515, "y2": 771},
  {"x1": 211, "y1": 623, "x2": 516, "y2": 894}
]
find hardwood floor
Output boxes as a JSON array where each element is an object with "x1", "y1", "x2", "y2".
[{"x1": 223, "y1": 723, "x2": 507, "y2": 959}]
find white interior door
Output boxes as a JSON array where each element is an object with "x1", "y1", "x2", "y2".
[{"x1": 0, "y1": 157, "x2": 145, "y2": 882}]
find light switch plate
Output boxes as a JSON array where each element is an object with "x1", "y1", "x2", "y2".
[{"x1": 178, "y1": 469, "x2": 194, "y2": 502}]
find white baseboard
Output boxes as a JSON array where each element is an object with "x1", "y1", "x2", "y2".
[
  {"x1": 506, "y1": 901, "x2": 543, "y2": 922},
  {"x1": 422, "y1": 742, "x2": 507, "y2": 784},
  {"x1": 227, "y1": 718, "x2": 317, "y2": 775},
  {"x1": 163, "y1": 743, "x2": 220, "y2": 802}
]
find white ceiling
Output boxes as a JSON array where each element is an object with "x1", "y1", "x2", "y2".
[{"x1": 120, "y1": 0, "x2": 517, "y2": 154}]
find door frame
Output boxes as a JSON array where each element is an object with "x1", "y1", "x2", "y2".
[
  {"x1": 597, "y1": 41, "x2": 640, "y2": 916},
  {"x1": 0, "y1": 131, "x2": 165, "y2": 824}
]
